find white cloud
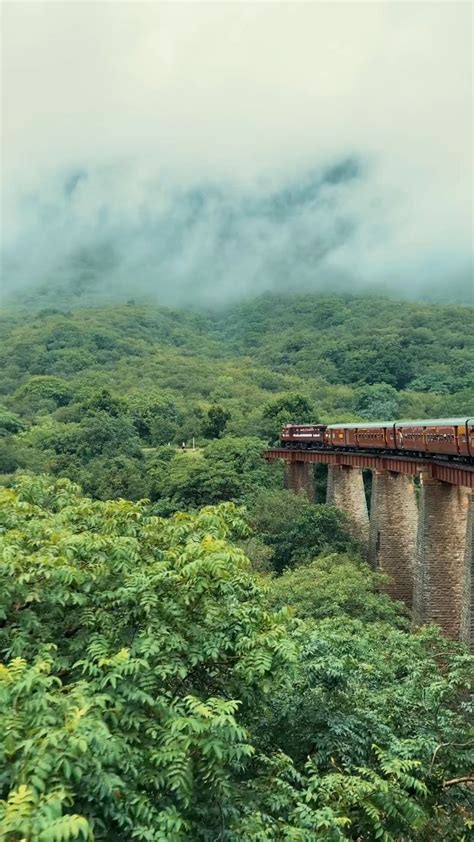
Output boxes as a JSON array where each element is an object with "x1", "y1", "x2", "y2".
[{"x1": 1, "y1": 1, "x2": 472, "y2": 303}]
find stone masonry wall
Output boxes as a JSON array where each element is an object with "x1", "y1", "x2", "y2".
[
  {"x1": 326, "y1": 465, "x2": 369, "y2": 546},
  {"x1": 368, "y1": 471, "x2": 418, "y2": 608},
  {"x1": 285, "y1": 461, "x2": 315, "y2": 501},
  {"x1": 414, "y1": 476, "x2": 471, "y2": 640},
  {"x1": 460, "y1": 494, "x2": 473, "y2": 649}
]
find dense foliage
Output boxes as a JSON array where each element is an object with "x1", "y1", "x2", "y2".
[
  {"x1": 0, "y1": 294, "x2": 472, "y2": 500},
  {"x1": 1, "y1": 476, "x2": 473, "y2": 840},
  {"x1": 248, "y1": 490, "x2": 357, "y2": 573},
  {"x1": 0, "y1": 475, "x2": 294, "y2": 840},
  {"x1": 1, "y1": 294, "x2": 472, "y2": 839}
]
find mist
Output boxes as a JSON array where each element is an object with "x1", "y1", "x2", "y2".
[{"x1": 1, "y1": 2, "x2": 472, "y2": 307}]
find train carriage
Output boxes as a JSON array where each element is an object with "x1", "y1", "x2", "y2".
[
  {"x1": 394, "y1": 421, "x2": 428, "y2": 455},
  {"x1": 327, "y1": 423, "x2": 395, "y2": 450},
  {"x1": 395, "y1": 418, "x2": 474, "y2": 458},
  {"x1": 280, "y1": 424, "x2": 327, "y2": 448},
  {"x1": 280, "y1": 418, "x2": 473, "y2": 463},
  {"x1": 327, "y1": 425, "x2": 353, "y2": 448},
  {"x1": 423, "y1": 421, "x2": 457, "y2": 457},
  {"x1": 355, "y1": 423, "x2": 396, "y2": 450},
  {"x1": 458, "y1": 419, "x2": 474, "y2": 459}
]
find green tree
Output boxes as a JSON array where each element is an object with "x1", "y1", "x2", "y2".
[
  {"x1": 249, "y1": 489, "x2": 355, "y2": 573},
  {"x1": 0, "y1": 440, "x2": 22, "y2": 474},
  {"x1": 12, "y1": 375, "x2": 73, "y2": 414},
  {"x1": 125, "y1": 392, "x2": 179, "y2": 444},
  {"x1": 261, "y1": 393, "x2": 315, "y2": 442},
  {"x1": 262, "y1": 393, "x2": 314, "y2": 424},
  {"x1": 74, "y1": 413, "x2": 143, "y2": 461},
  {"x1": 250, "y1": 618, "x2": 473, "y2": 841},
  {"x1": 0, "y1": 475, "x2": 295, "y2": 841},
  {"x1": 268, "y1": 552, "x2": 407, "y2": 625},
  {"x1": 354, "y1": 382, "x2": 400, "y2": 421},
  {"x1": 20, "y1": 415, "x2": 142, "y2": 464},
  {"x1": 152, "y1": 437, "x2": 281, "y2": 512},
  {"x1": 82, "y1": 388, "x2": 125, "y2": 417},
  {"x1": 0, "y1": 406, "x2": 25, "y2": 437},
  {"x1": 202, "y1": 404, "x2": 231, "y2": 439},
  {"x1": 2, "y1": 475, "x2": 472, "y2": 841},
  {"x1": 80, "y1": 455, "x2": 147, "y2": 500}
]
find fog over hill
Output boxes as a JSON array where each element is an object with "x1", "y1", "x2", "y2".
[{"x1": 2, "y1": 2, "x2": 472, "y2": 307}]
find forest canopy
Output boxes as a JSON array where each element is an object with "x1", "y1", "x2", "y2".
[
  {"x1": 1, "y1": 294, "x2": 472, "y2": 501},
  {"x1": 1, "y1": 294, "x2": 473, "y2": 840},
  {"x1": 1, "y1": 475, "x2": 473, "y2": 840}
]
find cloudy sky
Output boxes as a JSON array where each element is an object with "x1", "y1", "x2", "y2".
[{"x1": 1, "y1": 1, "x2": 473, "y2": 305}]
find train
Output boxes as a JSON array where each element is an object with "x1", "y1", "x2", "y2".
[{"x1": 280, "y1": 418, "x2": 474, "y2": 462}]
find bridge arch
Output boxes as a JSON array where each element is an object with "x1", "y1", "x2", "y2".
[{"x1": 265, "y1": 448, "x2": 474, "y2": 648}]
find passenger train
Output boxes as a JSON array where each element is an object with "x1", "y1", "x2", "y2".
[{"x1": 280, "y1": 418, "x2": 474, "y2": 462}]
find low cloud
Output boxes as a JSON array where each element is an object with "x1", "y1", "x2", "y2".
[{"x1": 2, "y1": 2, "x2": 472, "y2": 305}]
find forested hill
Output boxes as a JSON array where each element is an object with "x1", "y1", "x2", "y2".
[
  {"x1": 212, "y1": 294, "x2": 473, "y2": 392},
  {"x1": 1, "y1": 292, "x2": 472, "y2": 501},
  {"x1": 2, "y1": 294, "x2": 472, "y2": 413},
  {"x1": 1, "y1": 293, "x2": 474, "y2": 839},
  {"x1": 2, "y1": 292, "x2": 472, "y2": 403}
]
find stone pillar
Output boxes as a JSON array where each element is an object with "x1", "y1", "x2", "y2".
[
  {"x1": 414, "y1": 476, "x2": 471, "y2": 640},
  {"x1": 326, "y1": 465, "x2": 369, "y2": 546},
  {"x1": 368, "y1": 471, "x2": 418, "y2": 608},
  {"x1": 460, "y1": 494, "x2": 473, "y2": 649},
  {"x1": 285, "y1": 460, "x2": 315, "y2": 501}
]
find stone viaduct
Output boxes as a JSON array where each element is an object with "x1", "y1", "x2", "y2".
[{"x1": 266, "y1": 449, "x2": 474, "y2": 648}]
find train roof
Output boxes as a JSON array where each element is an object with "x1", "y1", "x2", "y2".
[
  {"x1": 327, "y1": 418, "x2": 473, "y2": 429},
  {"x1": 395, "y1": 418, "x2": 473, "y2": 427},
  {"x1": 327, "y1": 423, "x2": 386, "y2": 429}
]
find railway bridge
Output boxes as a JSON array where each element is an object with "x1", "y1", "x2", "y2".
[{"x1": 264, "y1": 448, "x2": 474, "y2": 648}]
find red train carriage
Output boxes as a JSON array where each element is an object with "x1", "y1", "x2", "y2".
[
  {"x1": 327, "y1": 423, "x2": 396, "y2": 450},
  {"x1": 395, "y1": 418, "x2": 474, "y2": 458},
  {"x1": 282, "y1": 418, "x2": 473, "y2": 462},
  {"x1": 280, "y1": 424, "x2": 327, "y2": 448},
  {"x1": 458, "y1": 420, "x2": 474, "y2": 459},
  {"x1": 326, "y1": 425, "x2": 352, "y2": 448},
  {"x1": 394, "y1": 421, "x2": 428, "y2": 455}
]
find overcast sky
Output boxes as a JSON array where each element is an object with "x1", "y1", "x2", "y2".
[{"x1": 1, "y1": 1, "x2": 473, "y2": 304}]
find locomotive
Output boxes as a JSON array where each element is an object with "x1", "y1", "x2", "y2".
[{"x1": 280, "y1": 418, "x2": 474, "y2": 462}]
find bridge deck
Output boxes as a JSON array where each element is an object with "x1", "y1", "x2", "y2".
[{"x1": 264, "y1": 448, "x2": 474, "y2": 489}]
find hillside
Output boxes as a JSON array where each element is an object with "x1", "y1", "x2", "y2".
[
  {"x1": 214, "y1": 294, "x2": 473, "y2": 393},
  {"x1": 1, "y1": 293, "x2": 472, "y2": 502},
  {"x1": 1, "y1": 294, "x2": 473, "y2": 839}
]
